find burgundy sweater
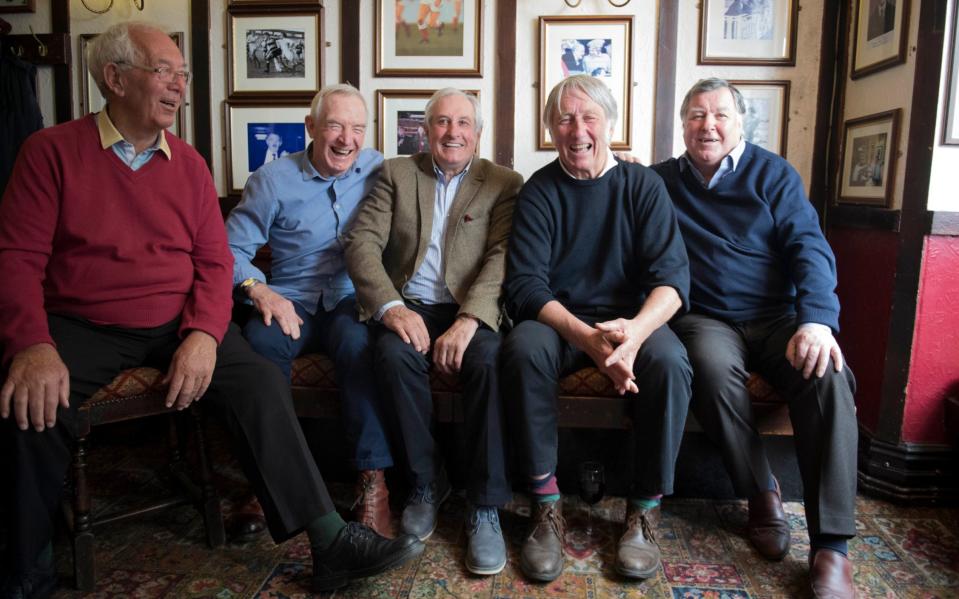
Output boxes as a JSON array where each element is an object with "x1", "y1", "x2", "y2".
[{"x1": 0, "y1": 114, "x2": 233, "y2": 364}]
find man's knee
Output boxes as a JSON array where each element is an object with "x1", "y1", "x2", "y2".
[
  {"x1": 243, "y1": 318, "x2": 296, "y2": 363},
  {"x1": 374, "y1": 329, "x2": 423, "y2": 374},
  {"x1": 502, "y1": 321, "x2": 558, "y2": 372}
]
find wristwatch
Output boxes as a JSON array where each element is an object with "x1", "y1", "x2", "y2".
[{"x1": 239, "y1": 277, "x2": 262, "y2": 295}]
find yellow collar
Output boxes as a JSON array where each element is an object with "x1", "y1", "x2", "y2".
[{"x1": 96, "y1": 108, "x2": 171, "y2": 159}]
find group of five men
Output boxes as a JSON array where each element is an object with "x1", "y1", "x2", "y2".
[{"x1": 0, "y1": 21, "x2": 856, "y2": 599}]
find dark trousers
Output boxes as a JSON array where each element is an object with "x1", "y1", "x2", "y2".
[
  {"x1": 1, "y1": 314, "x2": 335, "y2": 574},
  {"x1": 671, "y1": 312, "x2": 858, "y2": 536},
  {"x1": 373, "y1": 303, "x2": 510, "y2": 506},
  {"x1": 243, "y1": 297, "x2": 393, "y2": 471},
  {"x1": 501, "y1": 319, "x2": 692, "y2": 498}
]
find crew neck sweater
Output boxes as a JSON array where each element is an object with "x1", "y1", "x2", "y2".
[
  {"x1": 652, "y1": 142, "x2": 840, "y2": 331},
  {"x1": 0, "y1": 114, "x2": 233, "y2": 364},
  {"x1": 505, "y1": 159, "x2": 689, "y2": 323}
]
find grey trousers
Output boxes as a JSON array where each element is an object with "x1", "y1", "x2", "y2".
[{"x1": 671, "y1": 312, "x2": 858, "y2": 537}]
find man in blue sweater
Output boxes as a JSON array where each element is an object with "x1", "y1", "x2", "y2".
[
  {"x1": 502, "y1": 74, "x2": 692, "y2": 582},
  {"x1": 652, "y1": 78, "x2": 857, "y2": 599}
]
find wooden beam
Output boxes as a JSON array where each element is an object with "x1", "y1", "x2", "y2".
[
  {"x1": 652, "y1": 0, "x2": 678, "y2": 163},
  {"x1": 493, "y1": 0, "x2": 516, "y2": 168}
]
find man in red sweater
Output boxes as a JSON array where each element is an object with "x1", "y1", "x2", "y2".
[{"x1": 0, "y1": 22, "x2": 421, "y2": 597}]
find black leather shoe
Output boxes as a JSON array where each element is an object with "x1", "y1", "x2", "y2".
[
  {"x1": 1, "y1": 543, "x2": 57, "y2": 599},
  {"x1": 311, "y1": 522, "x2": 424, "y2": 592},
  {"x1": 227, "y1": 494, "x2": 266, "y2": 543}
]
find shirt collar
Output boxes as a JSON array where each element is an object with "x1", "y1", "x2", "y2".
[
  {"x1": 96, "y1": 108, "x2": 171, "y2": 159},
  {"x1": 679, "y1": 138, "x2": 746, "y2": 176},
  {"x1": 559, "y1": 147, "x2": 618, "y2": 180},
  {"x1": 432, "y1": 157, "x2": 472, "y2": 183}
]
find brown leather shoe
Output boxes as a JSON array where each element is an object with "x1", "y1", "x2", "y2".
[
  {"x1": 747, "y1": 477, "x2": 790, "y2": 560},
  {"x1": 809, "y1": 549, "x2": 855, "y2": 598},
  {"x1": 227, "y1": 494, "x2": 266, "y2": 543},
  {"x1": 352, "y1": 470, "x2": 394, "y2": 539},
  {"x1": 520, "y1": 499, "x2": 566, "y2": 582},
  {"x1": 616, "y1": 504, "x2": 662, "y2": 579}
]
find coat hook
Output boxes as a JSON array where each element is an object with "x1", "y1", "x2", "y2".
[{"x1": 29, "y1": 25, "x2": 48, "y2": 57}]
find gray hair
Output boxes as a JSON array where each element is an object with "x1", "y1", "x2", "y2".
[
  {"x1": 424, "y1": 88, "x2": 484, "y2": 132},
  {"x1": 679, "y1": 78, "x2": 747, "y2": 120},
  {"x1": 542, "y1": 74, "x2": 618, "y2": 142},
  {"x1": 310, "y1": 83, "x2": 368, "y2": 122},
  {"x1": 86, "y1": 21, "x2": 161, "y2": 97}
]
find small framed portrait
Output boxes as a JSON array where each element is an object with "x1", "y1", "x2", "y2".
[
  {"x1": 78, "y1": 32, "x2": 186, "y2": 139},
  {"x1": 227, "y1": 9, "x2": 321, "y2": 98},
  {"x1": 838, "y1": 109, "x2": 901, "y2": 207},
  {"x1": 729, "y1": 80, "x2": 790, "y2": 156},
  {"x1": 376, "y1": 89, "x2": 480, "y2": 158},
  {"x1": 852, "y1": 0, "x2": 910, "y2": 79},
  {"x1": 943, "y1": 3, "x2": 959, "y2": 145},
  {"x1": 698, "y1": 0, "x2": 798, "y2": 65},
  {"x1": 224, "y1": 100, "x2": 310, "y2": 195},
  {"x1": 538, "y1": 15, "x2": 633, "y2": 150},
  {"x1": 0, "y1": 0, "x2": 35, "y2": 14},
  {"x1": 375, "y1": 0, "x2": 482, "y2": 77}
]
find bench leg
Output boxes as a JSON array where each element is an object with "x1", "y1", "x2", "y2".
[
  {"x1": 72, "y1": 436, "x2": 95, "y2": 591},
  {"x1": 191, "y1": 407, "x2": 225, "y2": 547}
]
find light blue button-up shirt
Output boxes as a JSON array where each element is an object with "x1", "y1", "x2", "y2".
[
  {"x1": 226, "y1": 145, "x2": 383, "y2": 314},
  {"x1": 679, "y1": 138, "x2": 746, "y2": 189}
]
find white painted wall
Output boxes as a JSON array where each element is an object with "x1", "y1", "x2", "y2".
[
  {"x1": 841, "y1": 0, "x2": 920, "y2": 211},
  {"x1": 928, "y1": 0, "x2": 959, "y2": 213}
]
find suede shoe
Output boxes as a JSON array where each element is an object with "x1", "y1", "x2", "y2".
[
  {"x1": 0, "y1": 542, "x2": 56, "y2": 599},
  {"x1": 809, "y1": 549, "x2": 855, "y2": 599},
  {"x1": 401, "y1": 472, "x2": 451, "y2": 541},
  {"x1": 520, "y1": 499, "x2": 566, "y2": 582},
  {"x1": 747, "y1": 477, "x2": 790, "y2": 560},
  {"x1": 352, "y1": 469, "x2": 394, "y2": 538},
  {"x1": 616, "y1": 504, "x2": 662, "y2": 579},
  {"x1": 311, "y1": 522, "x2": 424, "y2": 592},
  {"x1": 465, "y1": 505, "x2": 507, "y2": 575}
]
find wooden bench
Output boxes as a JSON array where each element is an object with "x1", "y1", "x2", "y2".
[{"x1": 289, "y1": 353, "x2": 793, "y2": 435}]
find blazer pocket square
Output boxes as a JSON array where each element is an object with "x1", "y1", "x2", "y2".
[{"x1": 463, "y1": 214, "x2": 474, "y2": 222}]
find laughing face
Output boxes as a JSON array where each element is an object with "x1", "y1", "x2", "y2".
[
  {"x1": 681, "y1": 87, "x2": 744, "y2": 180},
  {"x1": 114, "y1": 27, "x2": 186, "y2": 134},
  {"x1": 306, "y1": 93, "x2": 367, "y2": 178},
  {"x1": 550, "y1": 87, "x2": 612, "y2": 179},
  {"x1": 425, "y1": 93, "x2": 479, "y2": 178}
]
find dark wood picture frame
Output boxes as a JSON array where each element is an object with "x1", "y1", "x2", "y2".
[
  {"x1": 224, "y1": 99, "x2": 311, "y2": 195},
  {"x1": 729, "y1": 79, "x2": 791, "y2": 157},
  {"x1": 375, "y1": 88, "x2": 480, "y2": 158},
  {"x1": 851, "y1": 0, "x2": 910, "y2": 79},
  {"x1": 838, "y1": 109, "x2": 901, "y2": 207},
  {"x1": 698, "y1": 0, "x2": 798, "y2": 66},
  {"x1": 0, "y1": 0, "x2": 35, "y2": 14}
]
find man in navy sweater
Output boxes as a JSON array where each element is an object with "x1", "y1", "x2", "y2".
[
  {"x1": 652, "y1": 78, "x2": 857, "y2": 599},
  {"x1": 502, "y1": 74, "x2": 691, "y2": 582}
]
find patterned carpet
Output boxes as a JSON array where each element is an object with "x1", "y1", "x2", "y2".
[{"x1": 33, "y1": 422, "x2": 959, "y2": 599}]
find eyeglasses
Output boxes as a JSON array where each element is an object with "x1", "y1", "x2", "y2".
[{"x1": 116, "y1": 61, "x2": 191, "y2": 85}]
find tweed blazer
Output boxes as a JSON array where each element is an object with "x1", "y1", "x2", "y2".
[{"x1": 345, "y1": 152, "x2": 523, "y2": 332}]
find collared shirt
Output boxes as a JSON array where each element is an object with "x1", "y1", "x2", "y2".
[
  {"x1": 226, "y1": 145, "x2": 383, "y2": 314},
  {"x1": 558, "y1": 147, "x2": 618, "y2": 180},
  {"x1": 96, "y1": 108, "x2": 170, "y2": 171},
  {"x1": 679, "y1": 138, "x2": 746, "y2": 189}
]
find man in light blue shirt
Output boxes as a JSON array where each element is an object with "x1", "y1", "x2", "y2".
[{"x1": 226, "y1": 84, "x2": 395, "y2": 538}]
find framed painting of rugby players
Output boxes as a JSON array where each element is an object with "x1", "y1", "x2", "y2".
[{"x1": 375, "y1": 0, "x2": 482, "y2": 76}]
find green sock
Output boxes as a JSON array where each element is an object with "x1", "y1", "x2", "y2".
[
  {"x1": 630, "y1": 496, "x2": 661, "y2": 511},
  {"x1": 536, "y1": 493, "x2": 561, "y2": 503},
  {"x1": 306, "y1": 511, "x2": 347, "y2": 550}
]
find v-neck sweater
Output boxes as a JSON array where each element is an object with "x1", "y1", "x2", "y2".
[
  {"x1": 0, "y1": 114, "x2": 232, "y2": 363},
  {"x1": 652, "y1": 142, "x2": 840, "y2": 331}
]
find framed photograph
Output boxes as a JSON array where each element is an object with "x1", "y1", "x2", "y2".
[
  {"x1": 729, "y1": 80, "x2": 790, "y2": 156},
  {"x1": 0, "y1": 0, "x2": 35, "y2": 14},
  {"x1": 943, "y1": 2, "x2": 959, "y2": 144},
  {"x1": 224, "y1": 101, "x2": 310, "y2": 195},
  {"x1": 78, "y1": 32, "x2": 186, "y2": 138},
  {"x1": 376, "y1": 89, "x2": 479, "y2": 158},
  {"x1": 375, "y1": 0, "x2": 482, "y2": 77},
  {"x1": 227, "y1": 0, "x2": 319, "y2": 5},
  {"x1": 227, "y1": 9, "x2": 321, "y2": 98},
  {"x1": 851, "y1": 0, "x2": 910, "y2": 79},
  {"x1": 838, "y1": 109, "x2": 900, "y2": 207},
  {"x1": 538, "y1": 15, "x2": 633, "y2": 150},
  {"x1": 698, "y1": 0, "x2": 798, "y2": 65}
]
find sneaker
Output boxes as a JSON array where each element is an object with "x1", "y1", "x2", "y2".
[
  {"x1": 465, "y1": 506, "x2": 506, "y2": 575},
  {"x1": 310, "y1": 522, "x2": 424, "y2": 592},
  {"x1": 400, "y1": 472, "x2": 451, "y2": 541}
]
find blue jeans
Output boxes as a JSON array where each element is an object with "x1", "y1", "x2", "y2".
[{"x1": 242, "y1": 297, "x2": 393, "y2": 471}]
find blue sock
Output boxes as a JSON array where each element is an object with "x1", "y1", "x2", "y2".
[
  {"x1": 629, "y1": 495, "x2": 662, "y2": 511},
  {"x1": 810, "y1": 534, "x2": 849, "y2": 556}
]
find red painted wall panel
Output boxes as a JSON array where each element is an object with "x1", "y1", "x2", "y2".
[
  {"x1": 902, "y1": 236, "x2": 959, "y2": 444},
  {"x1": 830, "y1": 228, "x2": 898, "y2": 434}
]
